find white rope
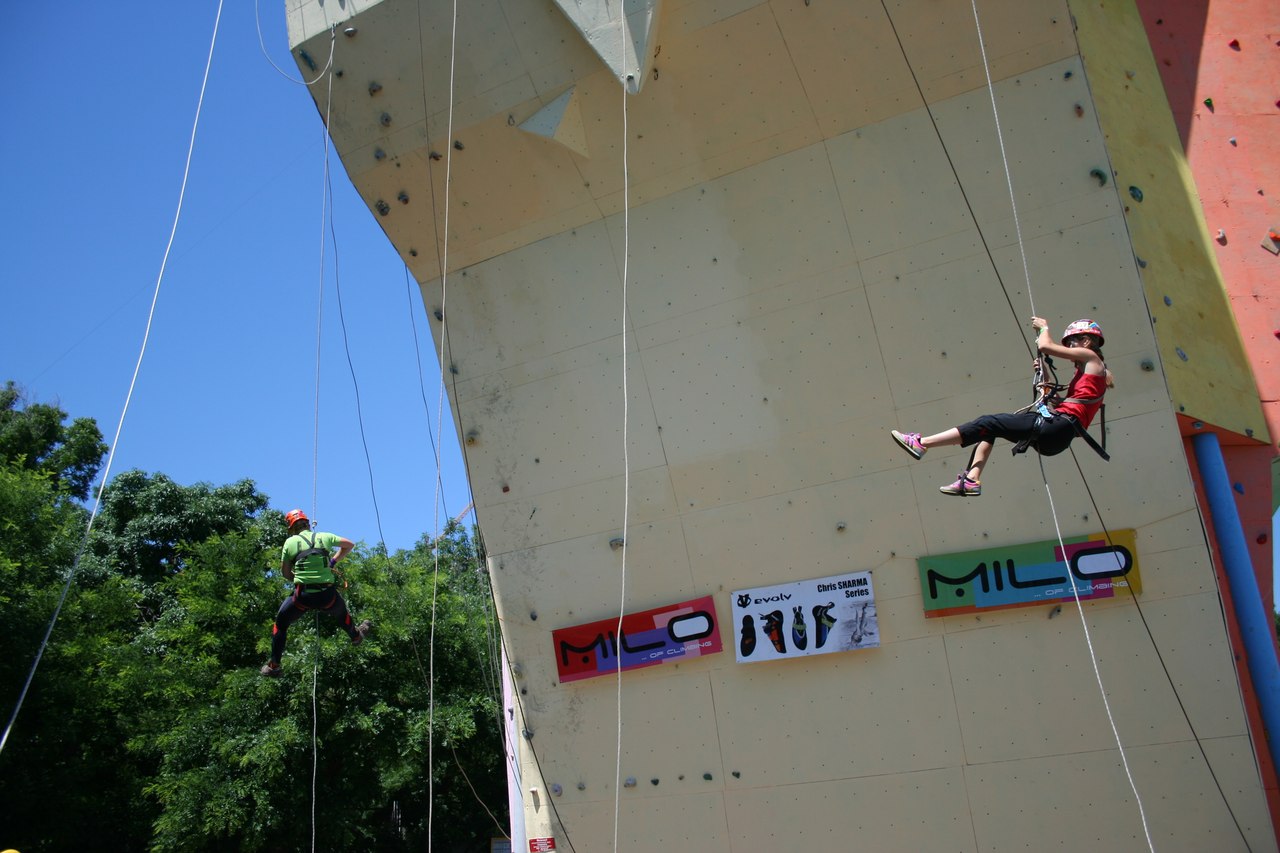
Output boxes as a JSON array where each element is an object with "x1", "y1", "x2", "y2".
[
  {"x1": 307, "y1": 36, "x2": 339, "y2": 853},
  {"x1": 1039, "y1": 460, "x2": 1155, "y2": 851},
  {"x1": 969, "y1": 0, "x2": 1035, "y2": 317},
  {"x1": 0, "y1": 0, "x2": 225, "y2": 757},
  {"x1": 613, "y1": 11, "x2": 634, "y2": 853},
  {"x1": 968, "y1": 1, "x2": 1153, "y2": 846},
  {"x1": 427, "y1": 2, "x2": 461, "y2": 849},
  {"x1": 254, "y1": 0, "x2": 335, "y2": 86}
]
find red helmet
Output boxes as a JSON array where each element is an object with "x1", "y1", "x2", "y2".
[
  {"x1": 285, "y1": 508, "x2": 309, "y2": 528},
  {"x1": 1061, "y1": 319, "x2": 1104, "y2": 347}
]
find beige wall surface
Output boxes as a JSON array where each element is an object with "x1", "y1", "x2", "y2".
[{"x1": 291, "y1": 0, "x2": 1274, "y2": 848}]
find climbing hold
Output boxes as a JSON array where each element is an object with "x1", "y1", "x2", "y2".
[
  {"x1": 551, "y1": 783, "x2": 562, "y2": 796},
  {"x1": 397, "y1": 191, "x2": 409, "y2": 204},
  {"x1": 1216, "y1": 228, "x2": 1228, "y2": 244},
  {"x1": 651, "y1": 778, "x2": 659, "y2": 786},
  {"x1": 454, "y1": 140, "x2": 465, "y2": 150},
  {"x1": 1136, "y1": 256, "x2": 1147, "y2": 268},
  {"x1": 1163, "y1": 295, "x2": 1172, "y2": 306},
  {"x1": 1228, "y1": 38, "x2": 1240, "y2": 50},
  {"x1": 703, "y1": 773, "x2": 713, "y2": 781},
  {"x1": 577, "y1": 782, "x2": 586, "y2": 791},
  {"x1": 343, "y1": 26, "x2": 358, "y2": 37},
  {"x1": 624, "y1": 777, "x2": 637, "y2": 788},
  {"x1": 1229, "y1": 137, "x2": 1238, "y2": 146},
  {"x1": 379, "y1": 112, "x2": 392, "y2": 127},
  {"x1": 373, "y1": 148, "x2": 386, "y2": 160},
  {"x1": 732, "y1": 771, "x2": 741, "y2": 778},
  {"x1": 1074, "y1": 103, "x2": 1084, "y2": 117},
  {"x1": 1090, "y1": 168, "x2": 1108, "y2": 186},
  {"x1": 1260, "y1": 533, "x2": 1270, "y2": 545},
  {"x1": 1125, "y1": 69, "x2": 1135, "y2": 79},
  {"x1": 368, "y1": 81, "x2": 382, "y2": 95},
  {"x1": 410, "y1": 248, "x2": 418, "y2": 257},
  {"x1": 1203, "y1": 97, "x2": 1214, "y2": 110},
  {"x1": 1233, "y1": 482, "x2": 1245, "y2": 495},
  {"x1": 1140, "y1": 359, "x2": 1154, "y2": 372},
  {"x1": 375, "y1": 200, "x2": 390, "y2": 216},
  {"x1": 1176, "y1": 347, "x2": 1189, "y2": 361},
  {"x1": 429, "y1": 151, "x2": 442, "y2": 161},
  {"x1": 1128, "y1": 186, "x2": 1143, "y2": 202},
  {"x1": 609, "y1": 537, "x2": 625, "y2": 551},
  {"x1": 1064, "y1": 70, "x2": 1073, "y2": 79},
  {"x1": 297, "y1": 49, "x2": 316, "y2": 72}
]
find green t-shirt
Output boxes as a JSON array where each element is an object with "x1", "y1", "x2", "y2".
[{"x1": 281, "y1": 530, "x2": 342, "y2": 585}]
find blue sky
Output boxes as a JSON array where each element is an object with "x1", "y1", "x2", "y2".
[{"x1": 1, "y1": 3, "x2": 471, "y2": 553}]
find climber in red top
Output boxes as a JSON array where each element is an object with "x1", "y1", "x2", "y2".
[{"x1": 890, "y1": 318, "x2": 1115, "y2": 496}]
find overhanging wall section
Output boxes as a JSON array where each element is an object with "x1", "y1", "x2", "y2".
[{"x1": 289, "y1": 1, "x2": 1277, "y2": 849}]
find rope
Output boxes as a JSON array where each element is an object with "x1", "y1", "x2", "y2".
[
  {"x1": 305, "y1": 33, "x2": 338, "y2": 853},
  {"x1": 426, "y1": 2, "x2": 460, "y2": 848},
  {"x1": 328, "y1": 180, "x2": 387, "y2": 550},
  {"x1": 0, "y1": 0, "x2": 225, "y2": 757},
  {"x1": 1068, "y1": 452, "x2": 1252, "y2": 846},
  {"x1": 962, "y1": 2, "x2": 1153, "y2": 845},
  {"x1": 876, "y1": 0, "x2": 1032, "y2": 361},
  {"x1": 613, "y1": 11, "x2": 634, "y2": 852},
  {"x1": 311, "y1": 612, "x2": 321, "y2": 853},
  {"x1": 253, "y1": 0, "x2": 336, "y2": 86},
  {"x1": 968, "y1": 0, "x2": 1035, "y2": 318},
  {"x1": 1038, "y1": 458, "x2": 1155, "y2": 849}
]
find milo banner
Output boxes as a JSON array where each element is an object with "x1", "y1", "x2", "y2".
[
  {"x1": 730, "y1": 571, "x2": 879, "y2": 663},
  {"x1": 552, "y1": 595, "x2": 722, "y2": 683},
  {"x1": 918, "y1": 529, "x2": 1141, "y2": 618}
]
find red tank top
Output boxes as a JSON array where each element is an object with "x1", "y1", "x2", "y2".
[{"x1": 1056, "y1": 369, "x2": 1107, "y2": 428}]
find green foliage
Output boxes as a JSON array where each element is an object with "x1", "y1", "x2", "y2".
[
  {"x1": 137, "y1": 523, "x2": 506, "y2": 852},
  {"x1": 0, "y1": 381, "x2": 107, "y2": 500},
  {"x1": 2, "y1": 453, "x2": 506, "y2": 850},
  {"x1": 83, "y1": 470, "x2": 273, "y2": 586}
]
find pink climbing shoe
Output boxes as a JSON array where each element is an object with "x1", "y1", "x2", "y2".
[
  {"x1": 891, "y1": 430, "x2": 927, "y2": 460},
  {"x1": 939, "y1": 474, "x2": 981, "y2": 497}
]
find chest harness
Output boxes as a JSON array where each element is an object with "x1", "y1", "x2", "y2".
[{"x1": 292, "y1": 532, "x2": 336, "y2": 593}]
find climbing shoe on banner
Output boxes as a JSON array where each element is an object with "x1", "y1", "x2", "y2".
[
  {"x1": 740, "y1": 614, "x2": 756, "y2": 657},
  {"x1": 813, "y1": 602, "x2": 837, "y2": 649},
  {"x1": 791, "y1": 605, "x2": 807, "y2": 651}
]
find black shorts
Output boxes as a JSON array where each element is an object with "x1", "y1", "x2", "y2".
[{"x1": 957, "y1": 412, "x2": 1077, "y2": 456}]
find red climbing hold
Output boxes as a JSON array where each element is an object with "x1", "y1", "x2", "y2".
[{"x1": 1228, "y1": 38, "x2": 1240, "y2": 50}]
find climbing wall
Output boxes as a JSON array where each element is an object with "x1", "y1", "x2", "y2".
[{"x1": 288, "y1": 0, "x2": 1276, "y2": 849}]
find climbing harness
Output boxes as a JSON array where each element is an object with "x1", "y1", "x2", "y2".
[{"x1": 1009, "y1": 356, "x2": 1110, "y2": 461}]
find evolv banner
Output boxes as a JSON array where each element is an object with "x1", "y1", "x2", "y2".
[
  {"x1": 918, "y1": 529, "x2": 1141, "y2": 618},
  {"x1": 730, "y1": 571, "x2": 879, "y2": 663},
  {"x1": 552, "y1": 595, "x2": 722, "y2": 683}
]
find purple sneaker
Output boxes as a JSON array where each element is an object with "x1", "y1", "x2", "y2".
[
  {"x1": 891, "y1": 430, "x2": 927, "y2": 460},
  {"x1": 939, "y1": 474, "x2": 981, "y2": 497}
]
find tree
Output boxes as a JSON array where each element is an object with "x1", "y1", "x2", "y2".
[
  {"x1": 141, "y1": 523, "x2": 508, "y2": 852},
  {"x1": 0, "y1": 381, "x2": 107, "y2": 500},
  {"x1": 82, "y1": 470, "x2": 273, "y2": 586},
  {"x1": 1, "y1": 383, "x2": 508, "y2": 850}
]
